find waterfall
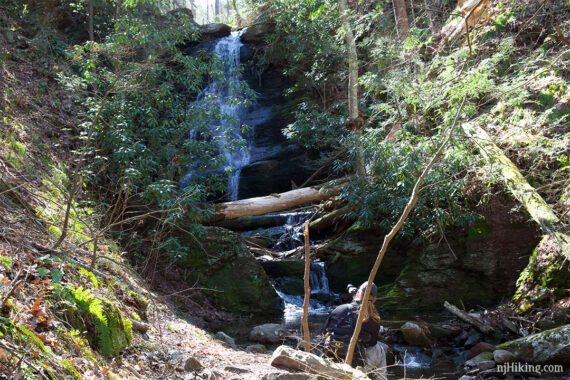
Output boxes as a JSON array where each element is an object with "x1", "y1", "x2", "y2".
[
  {"x1": 309, "y1": 262, "x2": 330, "y2": 296},
  {"x1": 185, "y1": 31, "x2": 251, "y2": 200},
  {"x1": 274, "y1": 261, "x2": 337, "y2": 327}
]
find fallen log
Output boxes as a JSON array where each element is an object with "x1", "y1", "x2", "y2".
[
  {"x1": 437, "y1": 0, "x2": 491, "y2": 51},
  {"x1": 212, "y1": 181, "x2": 343, "y2": 221},
  {"x1": 270, "y1": 345, "x2": 369, "y2": 380},
  {"x1": 462, "y1": 123, "x2": 569, "y2": 254},
  {"x1": 462, "y1": 122, "x2": 570, "y2": 311},
  {"x1": 309, "y1": 205, "x2": 354, "y2": 234},
  {"x1": 444, "y1": 301, "x2": 494, "y2": 334}
]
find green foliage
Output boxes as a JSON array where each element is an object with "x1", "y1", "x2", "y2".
[
  {"x1": 59, "y1": 6, "x2": 226, "y2": 212},
  {"x1": 160, "y1": 236, "x2": 190, "y2": 263},
  {"x1": 0, "y1": 255, "x2": 12, "y2": 270},
  {"x1": 283, "y1": 102, "x2": 346, "y2": 151},
  {"x1": 61, "y1": 286, "x2": 132, "y2": 356},
  {"x1": 79, "y1": 267, "x2": 99, "y2": 288},
  {"x1": 262, "y1": 0, "x2": 346, "y2": 103},
  {"x1": 341, "y1": 131, "x2": 476, "y2": 240}
]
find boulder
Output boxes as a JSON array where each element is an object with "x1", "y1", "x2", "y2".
[
  {"x1": 400, "y1": 322, "x2": 432, "y2": 347},
  {"x1": 241, "y1": 22, "x2": 275, "y2": 44},
  {"x1": 240, "y1": 12, "x2": 275, "y2": 44},
  {"x1": 270, "y1": 345, "x2": 369, "y2": 379},
  {"x1": 249, "y1": 323, "x2": 286, "y2": 344},
  {"x1": 497, "y1": 324, "x2": 570, "y2": 364},
  {"x1": 183, "y1": 356, "x2": 204, "y2": 372},
  {"x1": 493, "y1": 349, "x2": 516, "y2": 364},
  {"x1": 465, "y1": 351, "x2": 494, "y2": 367},
  {"x1": 171, "y1": 354, "x2": 203, "y2": 372},
  {"x1": 467, "y1": 342, "x2": 496, "y2": 359},
  {"x1": 378, "y1": 195, "x2": 540, "y2": 311},
  {"x1": 215, "y1": 331, "x2": 237, "y2": 348},
  {"x1": 201, "y1": 23, "x2": 231, "y2": 38},
  {"x1": 477, "y1": 360, "x2": 496, "y2": 371},
  {"x1": 175, "y1": 226, "x2": 282, "y2": 315},
  {"x1": 246, "y1": 344, "x2": 267, "y2": 353}
]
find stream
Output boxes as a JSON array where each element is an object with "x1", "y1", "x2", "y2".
[{"x1": 192, "y1": 32, "x2": 466, "y2": 380}]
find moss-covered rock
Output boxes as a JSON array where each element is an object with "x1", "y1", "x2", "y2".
[
  {"x1": 497, "y1": 325, "x2": 570, "y2": 364},
  {"x1": 176, "y1": 227, "x2": 282, "y2": 315},
  {"x1": 513, "y1": 233, "x2": 570, "y2": 313}
]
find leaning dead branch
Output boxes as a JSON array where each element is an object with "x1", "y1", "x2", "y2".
[
  {"x1": 345, "y1": 98, "x2": 467, "y2": 365},
  {"x1": 444, "y1": 301, "x2": 494, "y2": 334}
]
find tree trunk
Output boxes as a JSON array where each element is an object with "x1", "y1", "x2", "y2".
[
  {"x1": 215, "y1": 0, "x2": 221, "y2": 17},
  {"x1": 302, "y1": 222, "x2": 311, "y2": 352},
  {"x1": 392, "y1": 0, "x2": 410, "y2": 38},
  {"x1": 309, "y1": 205, "x2": 353, "y2": 234},
  {"x1": 461, "y1": 123, "x2": 565, "y2": 237},
  {"x1": 88, "y1": 0, "x2": 94, "y2": 41},
  {"x1": 444, "y1": 301, "x2": 494, "y2": 334},
  {"x1": 462, "y1": 122, "x2": 570, "y2": 312},
  {"x1": 338, "y1": 0, "x2": 365, "y2": 175},
  {"x1": 211, "y1": 182, "x2": 342, "y2": 221}
]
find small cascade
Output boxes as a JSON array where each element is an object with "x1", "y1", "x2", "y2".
[
  {"x1": 183, "y1": 31, "x2": 251, "y2": 200},
  {"x1": 240, "y1": 210, "x2": 315, "y2": 251},
  {"x1": 274, "y1": 261, "x2": 337, "y2": 328},
  {"x1": 309, "y1": 262, "x2": 330, "y2": 296}
]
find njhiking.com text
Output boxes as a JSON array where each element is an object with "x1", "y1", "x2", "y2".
[{"x1": 497, "y1": 362, "x2": 565, "y2": 375}]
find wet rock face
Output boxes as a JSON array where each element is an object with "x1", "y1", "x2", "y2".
[
  {"x1": 379, "y1": 195, "x2": 540, "y2": 310},
  {"x1": 497, "y1": 324, "x2": 570, "y2": 364},
  {"x1": 236, "y1": 36, "x2": 322, "y2": 199},
  {"x1": 318, "y1": 230, "x2": 408, "y2": 292},
  {"x1": 175, "y1": 226, "x2": 282, "y2": 315}
]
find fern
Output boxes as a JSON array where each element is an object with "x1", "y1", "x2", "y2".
[
  {"x1": 65, "y1": 286, "x2": 131, "y2": 356},
  {"x1": 16, "y1": 324, "x2": 46, "y2": 352}
]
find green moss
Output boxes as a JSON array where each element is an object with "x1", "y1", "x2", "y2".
[
  {"x1": 175, "y1": 227, "x2": 282, "y2": 314},
  {"x1": 61, "y1": 359, "x2": 82, "y2": 380},
  {"x1": 0, "y1": 255, "x2": 12, "y2": 270},
  {"x1": 467, "y1": 219, "x2": 491, "y2": 240},
  {"x1": 10, "y1": 139, "x2": 26, "y2": 156},
  {"x1": 48, "y1": 225, "x2": 62, "y2": 238}
]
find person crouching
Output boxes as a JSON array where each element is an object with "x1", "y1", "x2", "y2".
[{"x1": 321, "y1": 281, "x2": 387, "y2": 375}]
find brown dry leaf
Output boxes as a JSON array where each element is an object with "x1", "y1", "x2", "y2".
[
  {"x1": 101, "y1": 367, "x2": 110, "y2": 375},
  {"x1": 31, "y1": 298, "x2": 42, "y2": 314},
  {"x1": 36, "y1": 314, "x2": 49, "y2": 324}
]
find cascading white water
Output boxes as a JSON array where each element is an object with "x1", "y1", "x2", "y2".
[
  {"x1": 309, "y1": 262, "x2": 330, "y2": 296},
  {"x1": 275, "y1": 261, "x2": 337, "y2": 327},
  {"x1": 186, "y1": 31, "x2": 251, "y2": 200}
]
